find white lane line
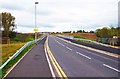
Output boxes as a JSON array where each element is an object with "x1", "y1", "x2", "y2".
[
  {"x1": 54, "y1": 39, "x2": 65, "y2": 47},
  {"x1": 103, "y1": 64, "x2": 120, "y2": 72},
  {"x1": 66, "y1": 47, "x2": 72, "y2": 51},
  {"x1": 76, "y1": 52, "x2": 91, "y2": 60},
  {"x1": 57, "y1": 41, "x2": 64, "y2": 46},
  {"x1": 57, "y1": 37, "x2": 119, "y2": 63},
  {"x1": 85, "y1": 50, "x2": 119, "y2": 63},
  {"x1": 44, "y1": 45, "x2": 56, "y2": 78},
  {"x1": 61, "y1": 44, "x2": 65, "y2": 46}
]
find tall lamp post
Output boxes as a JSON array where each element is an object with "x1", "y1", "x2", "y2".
[{"x1": 34, "y1": 2, "x2": 39, "y2": 42}]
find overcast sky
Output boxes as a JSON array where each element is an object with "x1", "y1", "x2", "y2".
[{"x1": 0, "y1": 0, "x2": 119, "y2": 33}]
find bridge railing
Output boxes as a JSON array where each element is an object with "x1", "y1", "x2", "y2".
[{"x1": 0, "y1": 35, "x2": 46, "y2": 70}]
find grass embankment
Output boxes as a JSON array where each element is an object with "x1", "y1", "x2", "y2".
[
  {"x1": 61, "y1": 33, "x2": 96, "y2": 40},
  {"x1": 1, "y1": 43, "x2": 35, "y2": 78},
  {"x1": 58, "y1": 33, "x2": 96, "y2": 44},
  {"x1": 1, "y1": 43, "x2": 25, "y2": 64},
  {"x1": 73, "y1": 36, "x2": 94, "y2": 44}
]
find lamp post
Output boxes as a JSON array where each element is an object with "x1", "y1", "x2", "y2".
[{"x1": 34, "y1": 2, "x2": 38, "y2": 42}]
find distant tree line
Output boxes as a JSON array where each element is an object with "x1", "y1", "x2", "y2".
[
  {"x1": 95, "y1": 27, "x2": 120, "y2": 38},
  {"x1": 63, "y1": 30, "x2": 94, "y2": 33}
]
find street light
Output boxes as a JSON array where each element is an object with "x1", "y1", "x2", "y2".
[{"x1": 34, "y1": 2, "x2": 39, "y2": 42}]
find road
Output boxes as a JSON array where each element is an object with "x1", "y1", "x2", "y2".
[
  {"x1": 4, "y1": 35, "x2": 120, "y2": 78},
  {"x1": 58, "y1": 36, "x2": 120, "y2": 55},
  {"x1": 48, "y1": 35, "x2": 120, "y2": 77},
  {"x1": 5, "y1": 37, "x2": 52, "y2": 77}
]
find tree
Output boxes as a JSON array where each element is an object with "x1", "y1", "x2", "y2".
[
  {"x1": 0, "y1": 13, "x2": 2, "y2": 30},
  {"x1": 73, "y1": 31, "x2": 76, "y2": 33},
  {"x1": 77, "y1": 30, "x2": 82, "y2": 33},
  {"x1": 116, "y1": 27, "x2": 120, "y2": 36},
  {"x1": 89, "y1": 30, "x2": 94, "y2": 33},
  {"x1": 82, "y1": 30, "x2": 85, "y2": 33},
  {"x1": 95, "y1": 27, "x2": 120, "y2": 38},
  {"x1": 95, "y1": 27, "x2": 111, "y2": 38},
  {"x1": 1, "y1": 12, "x2": 16, "y2": 37}
]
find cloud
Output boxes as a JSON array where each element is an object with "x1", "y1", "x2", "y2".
[
  {"x1": 0, "y1": 0, "x2": 119, "y2": 33},
  {"x1": 1, "y1": 4, "x2": 23, "y2": 11},
  {"x1": 18, "y1": 23, "x2": 54, "y2": 28}
]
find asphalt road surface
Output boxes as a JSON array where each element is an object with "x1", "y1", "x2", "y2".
[
  {"x1": 6, "y1": 37, "x2": 52, "y2": 77},
  {"x1": 48, "y1": 35, "x2": 120, "y2": 77},
  {"x1": 4, "y1": 35, "x2": 120, "y2": 78},
  {"x1": 58, "y1": 36, "x2": 120, "y2": 55}
]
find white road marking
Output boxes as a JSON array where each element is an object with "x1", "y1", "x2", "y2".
[
  {"x1": 66, "y1": 47, "x2": 72, "y2": 51},
  {"x1": 54, "y1": 39, "x2": 65, "y2": 47},
  {"x1": 57, "y1": 37, "x2": 119, "y2": 63},
  {"x1": 76, "y1": 52, "x2": 91, "y2": 60},
  {"x1": 44, "y1": 45, "x2": 56, "y2": 78},
  {"x1": 76, "y1": 52, "x2": 79, "y2": 54},
  {"x1": 103, "y1": 64, "x2": 120, "y2": 72},
  {"x1": 58, "y1": 37, "x2": 120, "y2": 58},
  {"x1": 60, "y1": 44, "x2": 65, "y2": 47},
  {"x1": 3, "y1": 46, "x2": 34, "y2": 78}
]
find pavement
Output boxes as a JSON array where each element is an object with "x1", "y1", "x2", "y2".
[
  {"x1": 5, "y1": 37, "x2": 52, "y2": 78},
  {"x1": 48, "y1": 35, "x2": 120, "y2": 77}
]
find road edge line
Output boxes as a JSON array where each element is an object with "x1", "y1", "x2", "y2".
[
  {"x1": 44, "y1": 42, "x2": 56, "y2": 78},
  {"x1": 46, "y1": 37, "x2": 68, "y2": 79},
  {"x1": 58, "y1": 37, "x2": 120, "y2": 58},
  {"x1": 3, "y1": 44, "x2": 34, "y2": 79},
  {"x1": 3, "y1": 37, "x2": 45, "y2": 78},
  {"x1": 46, "y1": 38, "x2": 63, "y2": 78}
]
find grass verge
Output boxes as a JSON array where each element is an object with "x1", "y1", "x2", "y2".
[
  {"x1": 1, "y1": 43, "x2": 35, "y2": 78},
  {"x1": 74, "y1": 36, "x2": 85, "y2": 39},
  {"x1": 2, "y1": 43, "x2": 25, "y2": 64},
  {"x1": 77, "y1": 39, "x2": 94, "y2": 44}
]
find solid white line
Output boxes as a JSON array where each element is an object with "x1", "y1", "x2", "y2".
[
  {"x1": 76, "y1": 52, "x2": 91, "y2": 60},
  {"x1": 3, "y1": 46, "x2": 33, "y2": 79},
  {"x1": 66, "y1": 47, "x2": 72, "y2": 51},
  {"x1": 3, "y1": 36, "x2": 46, "y2": 79},
  {"x1": 58, "y1": 37, "x2": 120, "y2": 58},
  {"x1": 103, "y1": 64, "x2": 120, "y2": 72},
  {"x1": 44, "y1": 45, "x2": 56, "y2": 78}
]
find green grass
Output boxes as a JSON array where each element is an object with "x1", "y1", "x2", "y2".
[
  {"x1": 77, "y1": 40, "x2": 94, "y2": 44},
  {"x1": 74, "y1": 36, "x2": 85, "y2": 39},
  {"x1": 2, "y1": 43, "x2": 25, "y2": 64},
  {"x1": 1, "y1": 43, "x2": 35, "y2": 78}
]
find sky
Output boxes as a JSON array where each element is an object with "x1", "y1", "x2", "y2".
[{"x1": 0, "y1": 0, "x2": 119, "y2": 33}]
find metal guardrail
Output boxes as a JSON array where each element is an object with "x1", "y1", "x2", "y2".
[
  {"x1": 0, "y1": 35, "x2": 46, "y2": 70},
  {"x1": 73, "y1": 38, "x2": 113, "y2": 47},
  {"x1": 58, "y1": 35, "x2": 114, "y2": 47}
]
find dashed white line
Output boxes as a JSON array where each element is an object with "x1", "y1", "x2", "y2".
[
  {"x1": 55, "y1": 40, "x2": 65, "y2": 47},
  {"x1": 103, "y1": 64, "x2": 120, "y2": 72},
  {"x1": 66, "y1": 47, "x2": 72, "y2": 51},
  {"x1": 76, "y1": 52, "x2": 91, "y2": 60},
  {"x1": 61, "y1": 44, "x2": 65, "y2": 47}
]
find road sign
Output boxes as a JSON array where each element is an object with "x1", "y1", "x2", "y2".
[{"x1": 34, "y1": 28, "x2": 38, "y2": 32}]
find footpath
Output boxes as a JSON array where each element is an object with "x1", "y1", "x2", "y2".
[{"x1": 5, "y1": 37, "x2": 52, "y2": 78}]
